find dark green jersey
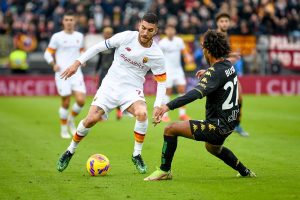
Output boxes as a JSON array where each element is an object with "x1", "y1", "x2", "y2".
[{"x1": 167, "y1": 59, "x2": 239, "y2": 134}]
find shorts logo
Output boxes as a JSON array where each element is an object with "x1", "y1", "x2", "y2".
[
  {"x1": 192, "y1": 124, "x2": 198, "y2": 132},
  {"x1": 201, "y1": 124, "x2": 206, "y2": 131},
  {"x1": 125, "y1": 47, "x2": 131, "y2": 51},
  {"x1": 143, "y1": 57, "x2": 148, "y2": 63}
]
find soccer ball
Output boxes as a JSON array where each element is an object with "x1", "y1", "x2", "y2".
[{"x1": 86, "y1": 154, "x2": 110, "y2": 176}]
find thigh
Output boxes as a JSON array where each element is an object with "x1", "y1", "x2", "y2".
[
  {"x1": 176, "y1": 84, "x2": 186, "y2": 94},
  {"x1": 73, "y1": 90, "x2": 86, "y2": 104},
  {"x1": 189, "y1": 120, "x2": 226, "y2": 145},
  {"x1": 166, "y1": 121, "x2": 194, "y2": 139}
]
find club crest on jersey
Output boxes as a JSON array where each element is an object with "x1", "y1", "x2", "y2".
[
  {"x1": 125, "y1": 47, "x2": 131, "y2": 52},
  {"x1": 143, "y1": 57, "x2": 149, "y2": 63}
]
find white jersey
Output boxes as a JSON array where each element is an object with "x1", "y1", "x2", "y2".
[
  {"x1": 159, "y1": 36, "x2": 185, "y2": 75},
  {"x1": 47, "y1": 31, "x2": 84, "y2": 74},
  {"x1": 100, "y1": 31, "x2": 166, "y2": 89}
]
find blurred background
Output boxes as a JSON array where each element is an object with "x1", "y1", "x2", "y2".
[{"x1": 0, "y1": 0, "x2": 300, "y2": 96}]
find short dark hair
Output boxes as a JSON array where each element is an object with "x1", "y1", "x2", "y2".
[
  {"x1": 215, "y1": 12, "x2": 231, "y2": 22},
  {"x1": 142, "y1": 13, "x2": 158, "y2": 25},
  {"x1": 202, "y1": 29, "x2": 231, "y2": 59},
  {"x1": 63, "y1": 10, "x2": 75, "y2": 17}
]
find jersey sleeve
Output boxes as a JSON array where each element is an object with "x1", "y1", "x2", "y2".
[
  {"x1": 106, "y1": 31, "x2": 131, "y2": 49},
  {"x1": 151, "y1": 56, "x2": 166, "y2": 82},
  {"x1": 178, "y1": 38, "x2": 185, "y2": 50},
  {"x1": 194, "y1": 67, "x2": 220, "y2": 98},
  {"x1": 47, "y1": 34, "x2": 58, "y2": 54},
  {"x1": 80, "y1": 33, "x2": 85, "y2": 52}
]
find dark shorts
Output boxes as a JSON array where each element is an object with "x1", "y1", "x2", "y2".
[{"x1": 189, "y1": 120, "x2": 230, "y2": 145}]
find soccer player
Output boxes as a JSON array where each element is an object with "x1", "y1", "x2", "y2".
[
  {"x1": 95, "y1": 26, "x2": 122, "y2": 120},
  {"x1": 159, "y1": 25, "x2": 191, "y2": 122},
  {"x1": 215, "y1": 12, "x2": 249, "y2": 137},
  {"x1": 57, "y1": 13, "x2": 166, "y2": 174},
  {"x1": 44, "y1": 11, "x2": 86, "y2": 139},
  {"x1": 145, "y1": 30, "x2": 255, "y2": 181}
]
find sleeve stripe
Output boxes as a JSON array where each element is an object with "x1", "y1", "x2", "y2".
[
  {"x1": 104, "y1": 40, "x2": 109, "y2": 49},
  {"x1": 154, "y1": 72, "x2": 166, "y2": 82},
  {"x1": 46, "y1": 47, "x2": 56, "y2": 54},
  {"x1": 193, "y1": 88, "x2": 204, "y2": 98}
]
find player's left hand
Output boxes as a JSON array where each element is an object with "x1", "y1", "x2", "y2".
[{"x1": 60, "y1": 60, "x2": 81, "y2": 80}]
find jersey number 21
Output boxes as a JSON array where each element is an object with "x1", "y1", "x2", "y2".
[{"x1": 222, "y1": 76, "x2": 239, "y2": 110}]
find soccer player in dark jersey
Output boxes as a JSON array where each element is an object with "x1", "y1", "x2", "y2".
[
  {"x1": 95, "y1": 26, "x2": 122, "y2": 120},
  {"x1": 215, "y1": 12, "x2": 249, "y2": 137},
  {"x1": 144, "y1": 30, "x2": 255, "y2": 181}
]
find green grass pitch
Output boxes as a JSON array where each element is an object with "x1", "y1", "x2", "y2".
[{"x1": 0, "y1": 95, "x2": 299, "y2": 200}]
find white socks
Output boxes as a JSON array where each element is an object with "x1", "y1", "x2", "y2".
[
  {"x1": 67, "y1": 120, "x2": 90, "y2": 154},
  {"x1": 133, "y1": 119, "x2": 148, "y2": 156},
  {"x1": 59, "y1": 107, "x2": 69, "y2": 131},
  {"x1": 69, "y1": 103, "x2": 83, "y2": 120}
]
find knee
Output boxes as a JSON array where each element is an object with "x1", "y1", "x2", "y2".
[
  {"x1": 76, "y1": 97, "x2": 85, "y2": 107},
  {"x1": 164, "y1": 123, "x2": 177, "y2": 136},
  {"x1": 135, "y1": 109, "x2": 147, "y2": 121},
  {"x1": 62, "y1": 101, "x2": 70, "y2": 109},
  {"x1": 205, "y1": 143, "x2": 222, "y2": 155}
]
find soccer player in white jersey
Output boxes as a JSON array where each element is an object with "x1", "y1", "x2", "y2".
[
  {"x1": 159, "y1": 25, "x2": 191, "y2": 122},
  {"x1": 44, "y1": 11, "x2": 86, "y2": 139},
  {"x1": 57, "y1": 13, "x2": 166, "y2": 174}
]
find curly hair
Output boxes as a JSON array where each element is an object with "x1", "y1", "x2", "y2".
[{"x1": 202, "y1": 29, "x2": 231, "y2": 59}]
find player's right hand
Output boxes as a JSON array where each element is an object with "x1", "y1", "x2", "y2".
[
  {"x1": 195, "y1": 70, "x2": 206, "y2": 79},
  {"x1": 60, "y1": 61, "x2": 81, "y2": 80},
  {"x1": 53, "y1": 64, "x2": 60, "y2": 72}
]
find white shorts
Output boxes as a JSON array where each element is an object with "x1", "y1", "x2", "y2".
[
  {"x1": 91, "y1": 83, "x2": 145, "y2": 119},
  {"x1": 55, "y1": 71, "x2": 86, "y2": 97},
  {"x1": 166, "y1": 72, "x2": 186, "y2": 88}
]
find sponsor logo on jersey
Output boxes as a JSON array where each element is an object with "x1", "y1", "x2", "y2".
[
  {"x1": 125, "y1": 47, "x2": 131, "y2": 51},
  {"x1": 143, "y1": 57, "x2": 148, "y2": 63},
  {"x1": 120, "y1": 54, "x2": 146, "y2": 69}
]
